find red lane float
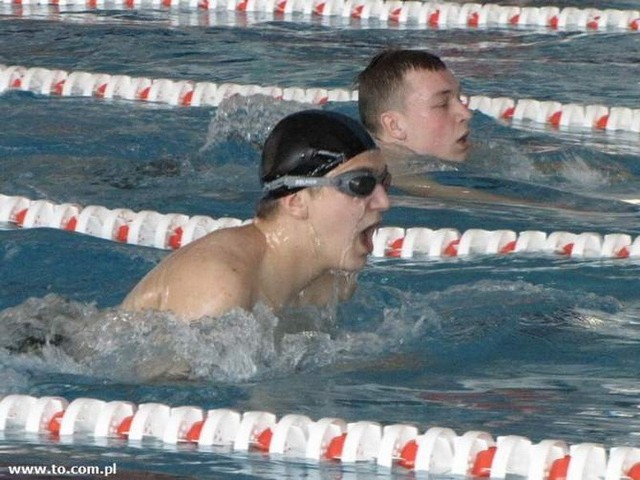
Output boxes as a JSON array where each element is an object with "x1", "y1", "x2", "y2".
[
  {"x1": 2, "y1": 64, "x2": 640, "y2": 133},
  {"x1": 0, "y1": 394, "x2": 639, "y2": 479},
  {"x1": 2, "y1": 194, "x2": 640, "y2": 260}
]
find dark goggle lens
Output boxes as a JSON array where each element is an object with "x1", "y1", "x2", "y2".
[
  {"x1": 341, "y1": 170, "x2": 391, "y2": 197},
  {"x1": 347, "y1": 175, "x2": 377, "y2": 196}
]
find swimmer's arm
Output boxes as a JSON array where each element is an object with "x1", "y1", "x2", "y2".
[{"x1": 395, "y1": 176, "x2": 511, "y2": 204}]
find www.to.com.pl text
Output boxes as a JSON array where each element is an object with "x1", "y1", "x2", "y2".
[{"x1": 4, "y1": 463, "x2": 117, "y2": 476}]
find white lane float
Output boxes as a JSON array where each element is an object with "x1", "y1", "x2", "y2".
[
  {"x1": 2, "y1": 0, "x2": 640, "y2": 31},
  {"x1": 2, "y1": 194, "x2": 640, "y2": 260},
  {"x1": 1, "y1": 394, "x2": 639, "y2": 479},
  {"x1": 1, "y1": 64, "x2": 639, "y2": 132}
]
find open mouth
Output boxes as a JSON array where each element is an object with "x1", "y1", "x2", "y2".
[{"x1": 361, "y1": 223, "x2": 379, "y2": 254}]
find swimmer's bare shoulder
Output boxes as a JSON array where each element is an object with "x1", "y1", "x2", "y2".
[{"x1": 122, "y1": 224, "x2": 265, "y2": 321}]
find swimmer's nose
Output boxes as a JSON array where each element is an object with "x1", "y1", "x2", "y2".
[
  {"x1": 370, "y1": 184, "x2": 390, "y2": 211},
  {"x1": 457, "y1": 98, "x2": 473, "y2": 121}
]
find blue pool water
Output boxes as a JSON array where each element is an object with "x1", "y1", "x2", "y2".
[{"x1": 2, "y1": 3, "x2": 640, "y2": 478}]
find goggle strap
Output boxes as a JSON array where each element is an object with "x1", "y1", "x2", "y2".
[{"x1": 263, "y1": 168, "x2": 390, "y2": 197}]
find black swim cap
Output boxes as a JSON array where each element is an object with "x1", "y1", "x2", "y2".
[{"x1": 261, "y1": 110, "x2": 376, "y2": 200}]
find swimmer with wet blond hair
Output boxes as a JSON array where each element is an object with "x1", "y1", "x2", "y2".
[{"x1": 122, "y1": 110, "x2": 390, "y2": 321}]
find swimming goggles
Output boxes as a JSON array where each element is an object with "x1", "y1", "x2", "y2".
[{"x1": 263, "y1": 167, "x2": 391, "y2": 198}]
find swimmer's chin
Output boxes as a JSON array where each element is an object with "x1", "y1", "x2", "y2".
[{"x1": 454, "y1": 133, "x2": 472, "y2": 161}]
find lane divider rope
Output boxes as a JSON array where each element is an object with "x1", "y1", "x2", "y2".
[
  {"x1": 1, "y1": 0, "x2": 639, "y2": 32},
  {"x1": 0, "y1": 194, "x2": 250, "y2": 250},
  {"x1": 2, "y1": 64, "x2": 639, "y2": 133},
  {"x1": 0, "y1": 394, "x2": 639, "y2": 479},
  {"x1": 0, "y1": 64, "x2": 353, "y2": 106},
  {"x1": 2, "y1": 194, "x2": 639, "y2": 260}
]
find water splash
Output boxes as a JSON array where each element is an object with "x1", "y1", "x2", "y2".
[
  {"x1": 200, "y1": 95, "x2": 314, "y2": 157},
  {"x1": 0, "y1": 278, "x2": 631, "y2": 392}
]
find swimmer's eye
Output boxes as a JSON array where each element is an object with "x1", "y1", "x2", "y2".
[
  {"x1": 434, "y1": 100, "x2": 450, "y2": 108},
  {"x1": 347, "y1": 175, "x2": 377, "y2": 196},
  {"x1": 339, "y1": 168, "x2": 391, "y2": 197}
]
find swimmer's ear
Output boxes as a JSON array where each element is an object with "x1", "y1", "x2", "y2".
[
  {"x1": 380, "y1": 111, "x2": 407, "y2": 141},
  {"x1": 279, "y1": 191, "x2": 309, "y2": 220}
]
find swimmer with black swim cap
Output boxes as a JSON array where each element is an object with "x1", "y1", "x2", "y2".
[
  {"x1": 261, "y1": 110, "x2": 384, "y2": 196},
  {"x1": 122, "y1": 110, "x2": 390, "y2": 321},
  {"x1": 257, "y1": 110, "x2": 390, "y2": 217}
]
